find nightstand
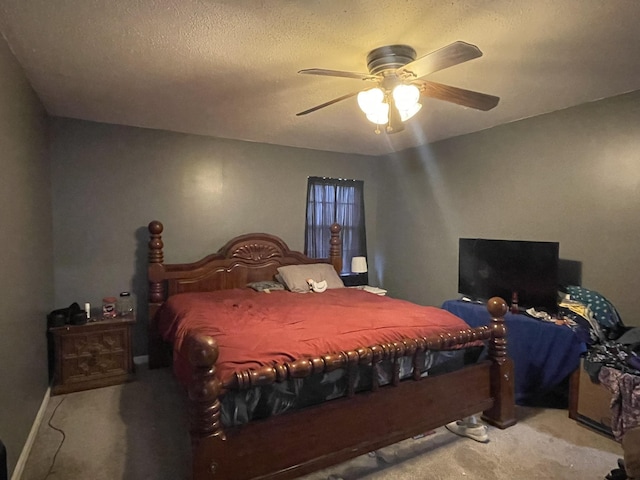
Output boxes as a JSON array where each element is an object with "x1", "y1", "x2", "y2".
[
  {"x1": 340, "y1": 273, "x2": 369, "y2": 287},
  {"x1": 49, "y1": 315, "x2": 135, "y2": 395}
]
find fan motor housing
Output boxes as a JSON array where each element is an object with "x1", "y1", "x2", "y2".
[{"x1": 366, "y1": 45, "x2": 417, "y2": 74}]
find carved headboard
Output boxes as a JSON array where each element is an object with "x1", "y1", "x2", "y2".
[{"x1": 146, "y1": 220, "x2": 342, "y2": 367}]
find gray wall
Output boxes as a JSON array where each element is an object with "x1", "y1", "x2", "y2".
[
  {"x1": 49, "y1": 119, "x2": 381, "y2": 355},
  {"x1": 377, "y1": 90, "x2": 640, "y2": 327},
  {"x1": 0, "y1": 37, "x2": 53, "y2": 474}
]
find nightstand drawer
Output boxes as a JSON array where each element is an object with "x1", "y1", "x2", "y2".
[{"x1": 50, "y1": 316, "x2": 135, "y2": 395}]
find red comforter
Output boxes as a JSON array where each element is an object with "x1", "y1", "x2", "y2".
[{"x1": 156, "y1": 288, "x2": 475, "y2": 386}]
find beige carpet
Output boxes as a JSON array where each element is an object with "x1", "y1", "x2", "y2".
[{"x1": 22, "y1": 360, "x2": 622, "y2": 480}]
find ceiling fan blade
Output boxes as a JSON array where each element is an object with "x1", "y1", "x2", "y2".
[
  {"x1": 419, "y1": 81, "x2": 500, "y2": 111},
  {"x1": 397, "y1": 41, "x2": 483, "y2": 79},
  {"x1": 296, "y1": 91, "x2": 359, "y2": 116},
  {"x1": 298, "y1": 68, "x2": 379, "y2": 81}
]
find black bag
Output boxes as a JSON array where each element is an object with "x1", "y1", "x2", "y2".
[{"x1": 47, "y1": 302, "x2": 85, "y2": 327}]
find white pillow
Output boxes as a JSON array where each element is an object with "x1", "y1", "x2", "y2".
[{"x1": 277, "y1": 264, "x2": 344, "y2": 293}]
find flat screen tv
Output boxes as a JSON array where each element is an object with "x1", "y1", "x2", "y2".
[{"x1": 458, "y1": 238, "x2": 560, "y2": 314}]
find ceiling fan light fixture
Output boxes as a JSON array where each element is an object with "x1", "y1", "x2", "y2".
[
  {"x1": 357, "y1": 88, "x2": 385, "y2": 115},
  {"x1": 392, "y1": 84, "x2": 420, "y2": 111},
  {"x1": 297, "y1": 41, "x2": 499, "y2": 134},
  {"x1": 365, "y1": 102, "x2": 389, "y2": 125},
  {"x1": 398, "y1": 102, "x2": 422, "y2": 122}
]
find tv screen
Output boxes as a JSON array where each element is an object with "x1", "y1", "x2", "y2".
[{"x1": 458, "y1": 238, "x2": 560, "y2": 314}]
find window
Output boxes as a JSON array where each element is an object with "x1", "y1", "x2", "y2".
[{"x1": 304, "y1": 176, "x2": 367, "y2": 274}]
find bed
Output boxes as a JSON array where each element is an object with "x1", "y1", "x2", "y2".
[{"x1": 147, "y1": 220, "x2": 516, "y2": 480}]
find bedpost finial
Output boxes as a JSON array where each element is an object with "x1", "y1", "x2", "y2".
[
  {"x1": 148, "y1": 220, "x2": 164, "y2": 265},
  {"x1": 330, "y1": 223, "x2": 341, "y2": 234},
  {"x1": 148, "y1": 220, "x2": 163, "y2": 234},
  {"x1": 189, "y1": 334, "x2": 220, "y2": 368},
  {"x1": 487, "y1": 297, "x2": 508, "y2": 318}
]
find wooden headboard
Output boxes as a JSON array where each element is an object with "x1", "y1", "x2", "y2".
[{"x1": 146, "y1": 220, "x2": 342, "y2": 367}]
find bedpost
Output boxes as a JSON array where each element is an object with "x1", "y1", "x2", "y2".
[
  {"x1": 148, "y1": 220, "x2": 170, "y2": 368},
  {"x1": 188, "y1": 334, "x2": 226, "y2": 479},
  {"x1": 148, "y1": 220, "x2": 165, "y2": 303},
  {"x1": 482, "y1": 296, "x2": 517, "y2": 429},
  {"x1": 329, "y1": 223, "x2": 342, "y2": 274}
]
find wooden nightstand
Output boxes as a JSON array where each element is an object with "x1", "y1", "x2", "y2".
[{"x1": 49, "y1": 315, "x2": 135, "y2": 395}]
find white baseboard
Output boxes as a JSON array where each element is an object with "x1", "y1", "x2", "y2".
[{"x1": 11, "y1": 386, "x2": 51, "y2": 480}]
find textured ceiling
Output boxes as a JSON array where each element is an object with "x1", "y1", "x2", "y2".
[{"x1": 1, "y1": 1, "x2": 640, "y2": 156}]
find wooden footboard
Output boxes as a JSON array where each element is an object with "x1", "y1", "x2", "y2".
[{"x1": 187, "y1": 297, "x2": 515, "y2": 480}]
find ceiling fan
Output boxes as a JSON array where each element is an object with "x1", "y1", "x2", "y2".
[{"x1": 296, "y1": 41, "x2": 499, "y2": 134}]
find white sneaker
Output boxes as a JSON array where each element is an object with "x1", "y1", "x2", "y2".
[{"x1": 445, "y1": 421, "x2": 489, "y2": 443}]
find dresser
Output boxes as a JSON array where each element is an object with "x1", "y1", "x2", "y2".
[{"x1": 49, "y1": 315, "x2": 135, "y2": 395}]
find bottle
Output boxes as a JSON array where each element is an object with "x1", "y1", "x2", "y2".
[
  {"x1": 117, "y1": 292, "x2": 134, "y2": 317},
  {"x1": 102, "y1": 297, "x2": 117, "y2": 319}
]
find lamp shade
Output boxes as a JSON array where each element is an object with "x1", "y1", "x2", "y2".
[
  {"x1": 357, "y1": 88, "x2": 384, "y2": 114},
  {"x1": 351, "y1": 256, "x2": 368, "y2": 274},
  {"x1": 392, "y1": 84, "x2": 420, "y2": 110},
  {"x1": 399, "y1": 102, "x2": 422, "y2": 121},
  {"x1": 365, "y1": 102, "x2": 389, "y2": 125}
]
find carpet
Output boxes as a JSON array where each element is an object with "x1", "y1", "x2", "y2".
[{"x1": 21, "y1": 361, "x2": 622, "y2": 480}]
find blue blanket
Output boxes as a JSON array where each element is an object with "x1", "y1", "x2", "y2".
[{"x1": 442, "y1": 299, "x2": 586, "y2": 404}]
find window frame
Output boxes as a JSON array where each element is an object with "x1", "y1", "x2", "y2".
[{"x1": 304, "y1": 176, "x2": 367, "y2": 276}]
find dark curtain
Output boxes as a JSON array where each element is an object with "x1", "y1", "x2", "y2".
[{"x1": 304, "y1": 176, "x2": 366, "y2": 273}]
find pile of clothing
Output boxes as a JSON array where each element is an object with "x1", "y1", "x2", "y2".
[
  {"x1": 559, "y1": 286, "x2": 623, "y2": 342},
  {"x1": 562, "y1": 284, "x2": 639, "y2": 380},
  {"x1": 558, "y1": 286, "x2": 639, "y2": 480},
  {"x1": 556, "y1": 286, "x2": 638, "y2": 373}
]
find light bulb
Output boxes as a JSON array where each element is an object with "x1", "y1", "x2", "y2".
[
  {"x1": 357, "y1": 88, "x2": 384, "y2": 114},
  {"x1": 392, "y1": 84, "x2": 420, "y2": 111}
]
